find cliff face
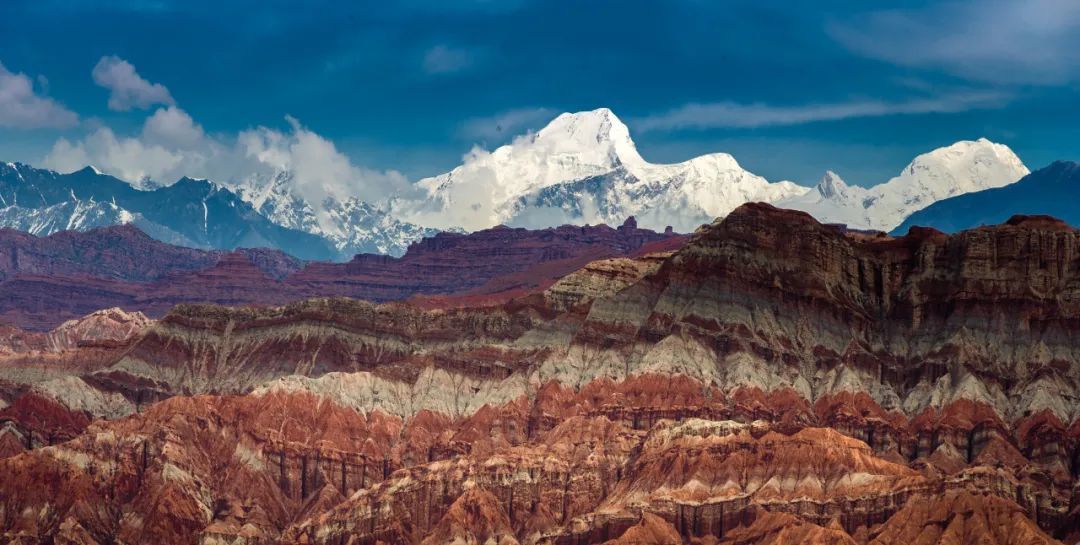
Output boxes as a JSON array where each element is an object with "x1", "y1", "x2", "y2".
[{"x1": 0, "y1": 204, "x2": 1077, "y2": 544}]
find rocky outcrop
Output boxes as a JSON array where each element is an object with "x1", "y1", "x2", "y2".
[
  {"x1": 543, "y1": 251, "x2": 671, "y2": 311},
  {"x1": 868, "y1": 490, "x2": 1060, "y2": 545},
  {"x1": 715, "y1": 509, "x2": 857, "y2": 545},
  {"x1": 0, "y1": 307, "x2": 150, "y2": 354}
]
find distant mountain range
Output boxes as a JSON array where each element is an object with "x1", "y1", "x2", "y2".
[
  {"x1": 395, "y1": 108, "x2": 807, "y2": 233},
  {"x1": 1, "y1": 108, "x2": 1063, "y2": 259},
  {"x1": 229, "y1": 169, "x2": 442, "y2": 257},
  {"x1": 777, "y1": 138, "x2": 1029, "y2": 232},
  {"x1": 394, "y1": 109, "x2": 1033, "y2": 233},
  {"x1": 0, "y1": 162, "x2": 339, "y2": 260}
]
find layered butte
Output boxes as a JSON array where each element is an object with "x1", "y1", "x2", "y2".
[{"x1": 0, "y1": 203, "x2": 1076, "y2": 545}]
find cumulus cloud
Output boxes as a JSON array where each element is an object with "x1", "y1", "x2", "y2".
[
  {"x1": 44, "y1": 127, "x2": 185, "y2": 183},
  {"x1": 42, "y1": 104, "x2": 407, "y2": 207},
  {"x1": 0, "y1": 61, "x2": 79, "y2": 129},
  {"x1": 92, "y1": 55, "x2": 175, "y2": 111},
  {"x1": 634, "y1": 91, "x2": 1009, "y2": 132},
  {"x1": 458, "y1": 107, "x2": 554, "y2": 142},
  {"x1": 239, "y1": 116, "x2": 409, "y2": 205},
  {"x1": 142, "y1": 106, "x2": 207, "y2": 149},
  {"x1": 422, "y1": 44, "x2": 475, "y2": 74},
  {"x1": 830, "y1": 0, "x2": 1080, "y2": 85}
]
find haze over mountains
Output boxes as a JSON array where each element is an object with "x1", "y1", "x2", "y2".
[{"x1": 0, "y1": 109, "x2": 1053, "y2": 260}]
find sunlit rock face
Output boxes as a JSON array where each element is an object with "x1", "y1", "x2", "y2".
[{"x1": 0, "y1": 203, "x2": 1077, "y2": 544}]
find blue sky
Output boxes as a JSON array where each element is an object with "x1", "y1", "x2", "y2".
[{"x1": 1, "y1": 0, "x2": 1078, "y2": 188}]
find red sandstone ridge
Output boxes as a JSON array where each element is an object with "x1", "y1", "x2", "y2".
[
  {"x1": 0, "y1": 218, "x2": 682, "y2": 329},
  {"x1": 0, "y1": 204, "x2": 1077, "y2": 544},
  {"x1": 868, "y1": 490, "x2": 1061, "y2": 545},
  {"x1": 292, "y1": 217, "x2": 685, "y2": 304}
]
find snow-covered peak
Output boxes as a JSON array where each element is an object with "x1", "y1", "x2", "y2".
[
  {"x1": 229, "y1": 167, "x2": 437, "y2": 257},
  {"x1": 400, "y1": 108, "x2": 807, "y2": 231},
  {"x1": 778, "y1": 138, "x2": 1029, "y2": 231},
  {"x1": 676, "y1": 152, "x2": 744, "y2": 174},
  {"x1": 882, "y1": 138, "x2": 1028, "y2": 203},
  {"x1": 422, "y1": 108, "x2": 646, "y2": 199},
  {"x1": 530, "y1": 107, "x2": 644, "y2": 168},
  {"x1": 816, "y1": 171, "x2": 850, "y2": 199}
]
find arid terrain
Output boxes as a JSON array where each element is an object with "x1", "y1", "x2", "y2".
[{"x1": 0, "y1": 203, "x2": 1076, "y2": 544}]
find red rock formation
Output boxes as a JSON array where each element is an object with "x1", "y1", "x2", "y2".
[
  {"x1": 421, "y1": 487, "x2": 520, "y2": 545},
  {"x1": 0, "y1": 224, "x2": 219, "y2": 282},
  {"x1": 711, "y1": 509, "x2": 857, "y2": 545},
  {"x1": 868, "y1": 490, "x2": 1060, "y2": 545},
  {"x1": 0, "y1": 220, "x2": 681, "y2": 330},
  {"x1": 601, "y1": 513, "x2": 682, "y2": 545},
  {"x1": 0, "y1": 205, "x2": 1077, "y2": 544}
]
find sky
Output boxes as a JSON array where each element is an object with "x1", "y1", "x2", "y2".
[{"x1": 1, "y1": 0, "x2": 1079, "y2": 192}]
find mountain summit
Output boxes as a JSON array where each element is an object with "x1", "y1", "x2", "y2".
[
  {"x1": 778, "y1": 138, "x2": 1028, "y2": 231},
  {"x1": 893, "y1": 160, "x2": 1080, "y2": 234},
  {"x1": 396, "y1": 110, "x2": 1028, "y2": 234},
  {"x1": 396, "y1": 108, "x2": 808, "y2": 232}
]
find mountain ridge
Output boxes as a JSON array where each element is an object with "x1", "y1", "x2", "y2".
[
  {"x1": 777, "y1": 137, "x2": 1029, "y2": 231},
  {"x1": 1, "y1": 110, "x2": 1039, "y2": 257},
  {"x1": 0, "y1": 218, "x2": 681, "y2": 329},
  {"x1": 0, "y1": 162, "x2": 340, "y2": 260},
  {"x1": 893, "y1": 160, "x2": 1080, "y2": 234},
  {"x1": 397, "y1": 108, "x2": 811, "y2": 232}
]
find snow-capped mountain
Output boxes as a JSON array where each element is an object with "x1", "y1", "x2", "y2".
[
  {"x1": 0, "y1": 162, "x2": 339, "y2": 260},
  {"x1": 0, "y1": 196, "x2": 135, "y2": 236},
  {"x1": 893, "y1": 161, "x2": 1080, "y2": 234},
  {"x1": 0, "y1": 112, "x2": 1040, "y2": 259},
  {"x1": 777, "y1": 138, "x2": 1029, "y2": 232},
  {"x1": 395, "y1": 108, "x2": 809, "y2": 232},
  {"x1": 231, "y1": 170, "x2": 438, "y2": 257}
]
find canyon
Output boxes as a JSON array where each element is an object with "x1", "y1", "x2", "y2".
[{"x1": 0, "y1": 203, "x2": 1076, "y2": 545}]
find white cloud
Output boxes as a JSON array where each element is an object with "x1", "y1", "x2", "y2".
[
  {"x1": 142, "y1": 106, "x2": 206, "y2": 149},
  {"x1": 239, "y1": 116, "x2": 410, "y2": 205},
  {"x1": 0, "y1": 62, "x2": 78, "y2": 129},
  {"x1": 422, "y1": 44, "x2": 474, "y2": 75},
  {"x1": 92, "y1": 55, "x2": 175, "y2": 111},
  {"x1": 458, "y1": 107, "x2": 554, "y2": 142},
  {"x1": 42, "y1": 105, "x2": 408, "y2": 207},
  {"x1": 634, "y1": 91, "x2": 1009, "y2": 132},
  {"x1": 44, "y1": 127, "x2": 184, "y2": 183},
  {"x1": 830, "y1": 0, "x2": 1080, "y2": 85}
]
